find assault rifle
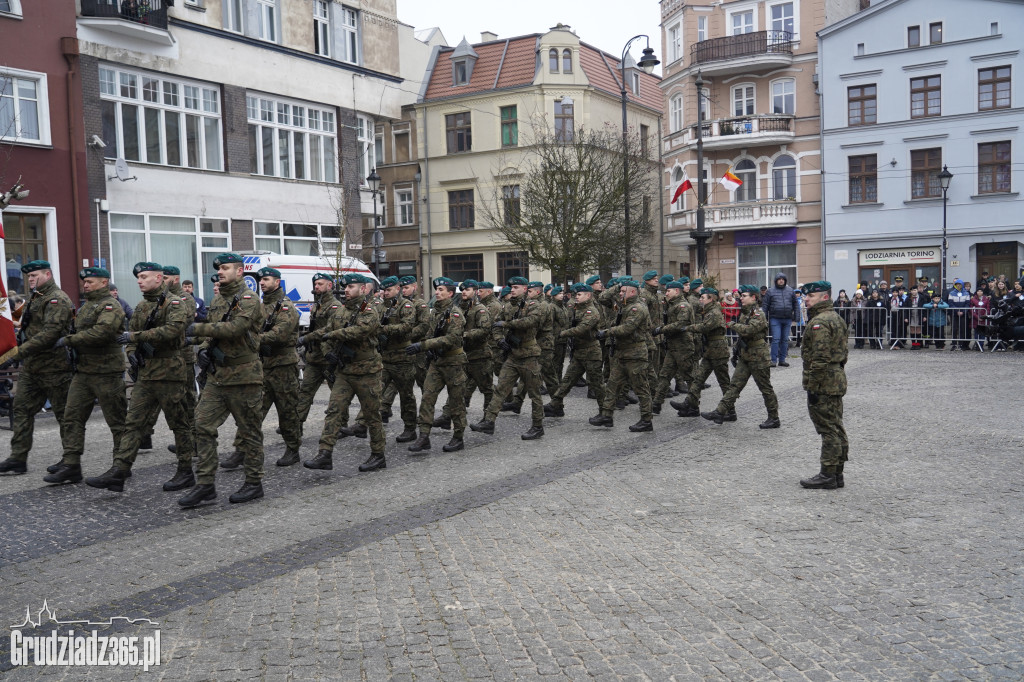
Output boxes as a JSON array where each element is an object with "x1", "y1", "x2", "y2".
[
  {"x1": 425, "y1": 303, "x2": 453, "y2": 365},
  {"x1": 15, "y1": 289, "x2": 40, "y2": 347},
  {"x1": 730, "y1": 335, "x2": 747, "y2": 368},
  {"x1": 378, "y1": 297, "x2": 398, "y2": 350},
  {"x1": 500, "y1": 297, "x2": 527, "y2": 361},
  {"x1": 607, "y1": 308, "x2": 623, "y2": 358},
  {"x1": 566, "y1": 307, "x2": 578, "y2": 361},
  {"x1": 660, "y1": 302, "x2": 669, "y2": 352},
  {"x1": 258, "y1": 299, "x2": 283, "y2": 358},
  {"x1": 67, "y1": 308, "x2": 79, "y2": 373},
  {"x1": 323, "y1": 298, "x2": 368, "y2": 384},
  {"x1": 129, "y1": 292, "x2": 166, "y2": 382},
  {"x1": 196, "y1": 293, "x2": 240, "y2": 389}
]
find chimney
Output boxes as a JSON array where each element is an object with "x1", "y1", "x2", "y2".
[{"x1": 481, "y1": 31, "x2": 498, "y2": 42}]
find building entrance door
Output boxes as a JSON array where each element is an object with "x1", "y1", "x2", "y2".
[{"x1": 977, "y1": 241, "x2": 1018, "y2": 282}]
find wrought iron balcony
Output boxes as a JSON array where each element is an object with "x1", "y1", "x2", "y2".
[
  {"x1": 81, "y1": 0, "x2": 168, "y2": 31},
  {"x1": 691, "y1": 31, "x2": 794, "y2": 64},
  {"x1": 677, "y1": 114, "x2": 794, "y2": 150}
]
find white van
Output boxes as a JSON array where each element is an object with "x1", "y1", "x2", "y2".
[{"x1": 239, "y1": 252, "x2": 378, "y2": 327}]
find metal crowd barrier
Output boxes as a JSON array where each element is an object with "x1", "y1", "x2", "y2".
[{"x1": 832, "y1": 306, "x2": 1006, "y2": 351}]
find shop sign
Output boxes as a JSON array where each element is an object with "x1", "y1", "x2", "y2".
[
  {"x1": 858, "y1": 247, "x2": 939, "y2": 266},
  {"x1": 734, "y1": 227, "x2": 797, "y2": 247}
]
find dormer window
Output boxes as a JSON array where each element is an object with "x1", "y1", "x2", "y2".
[
  {"x1": 454, "y1": 61, "x2": 468, "y2": 85},
  {"x1": 450, "y1": 38, "x2": 478, "y2": 87},
  {"x1": 549, "y1": 49, "x2": 559, "y2": 73},
  {"x1": 562, "y1": 49, "x2": 573, "y2": 73},
  {"x1": 631, "y1": 71, "x2": 640, "y2": 94}
]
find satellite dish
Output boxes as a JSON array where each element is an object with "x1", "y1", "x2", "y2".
[{"x1": 109, "y1": 158, "x2": 137, "y2": 182}]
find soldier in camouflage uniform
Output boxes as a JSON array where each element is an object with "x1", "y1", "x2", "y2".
[
  {"x1": 0, "y1": 260, "x2": 74, "y2": 475},
  {"x1": 161, "y1": 265, "x2": 197, "y2": 457},
  {"x1": 42, "y1": 267, "x2": 127, "y2": 485},
  {"x1": 375, "y1": 276, "x2": 419, "y2": 443},
  {"x1": 436, "y1": 279, "x2": 491, "y2": 429},
  {"x1": 178, "y1": 253, "x2": 265, "y2": 508},
  {"x1": 550, "y1": 286, "x2": 569, "y2": 385},
  {"x1": 406, "y1": 277, "x2": 468, "y2": 453},
  {"x1": 590, "y1": 276, "x2": 614, "y2": 383},
  {"x1": 381, "y1": 275, "x2": 430, "y2": 415},
  {"x1": 701, "y1": 285, "x2": 780, "y2": 428},
  {"x1": 296, "y1": 273, "x2": 342, "y2": 422},
  {"x1": 471, "y1": 276, "x2": 545, "y2": 440},
  {"x1": 504, "y1": 281, "x2": 554, "y2": 409},
  {"x1": 305, "y1": 274, "x2": 387, "y2": 473},
  {"x1": 589, "y1": 279, "x2": 653, "y2": 431},
  {"x1": 641, "y1": 270, "x2": 664, "y2": 381},
  {"x1": 84, "y1": 262, "x2": 193, "y2": 492},
  {"x1": 797, "y1": 281, "x2": 850, "y2": 490},
  {"x1": 671, "y1": 286, "x2": 730, "y2": 417},
  {"x1": 476, "y1": 281, "x2": 503, "y2": 379},
  {"x1": 544, "y1": 283, "x2": 605, "y2": 417},
  {"x1": 652, "y1": 280, "x2": 696, "y2": 413}
]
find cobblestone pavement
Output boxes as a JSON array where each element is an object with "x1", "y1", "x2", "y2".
[{"x1": 1, "y1": 349, "x2": 1022, "y2": 680}]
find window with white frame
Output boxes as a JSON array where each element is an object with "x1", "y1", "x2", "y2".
[
  {"x1": 396, "y1": 189, "x2": 414, "y2": 226},
  {"x1": 0, "y1": 0, "x2": 23, "y2": 16},
  {"x1": 340, "y1": 6, "x2": 359, "y2": 64},
  {"x1": 99, "y1": 66, "x2": 221, "y2": 169},
  {"x1": 314, "y1": 0, "x2": 330, "y2": 57},
  {"x1": 769, "y1": 2, "x2": 795, "y2": 37},
  {"x1": 254, "y1": 221, "x2": 339, "y2": 256},
  {"x1": 697, "y1": 16, "x2": 708, "y2": 42},
  {"x1": 734, "y1": 159, "x2": 757, "y2": 202},
  {"x1": 733, "y1": 84, "x2": 755, "y2": 116},
  {"x1": 738, "y1": 244, "x2": 796, "y2": 289},
  {"x1": 0, "y1": 68, "x2": 50, "y2": 145},
  {"x1": 247, "y1": 94, "x2": 336, "y2": 181},
  {"x1": 731, "y1": 10, "x2": 754, "y2": 35},
  {"x1": 670, "y1": 94, "x2": 683, "y2": 132},
  {"x1": 772, "y1": 79, "x2": 795, "y2": 114},
  {"x1": 357, "y1": 115, "x2": 375, "y2": 185},
  {"x1": 772, "y1": 155, "x2": 796, "y2": 199},
  {"x1": 224, "y1": 0, "x2": 243, "y2": 32},
  {"x1": 257, "y1": 0, "x2": 276, "y2": 42},
  {"x1": 668, "y1": 24, "x2": 681, "y2": 63},
  {"x1": 631, "y1": 71, "x2": 640, "y2": 95}
]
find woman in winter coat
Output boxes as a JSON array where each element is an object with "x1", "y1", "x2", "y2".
[
  {"x1": 851, "y1": 289, "x2": 867, "y2": 348},
  {"x1": 970, "y1": 290, "x2": 990, "y2": 351}
]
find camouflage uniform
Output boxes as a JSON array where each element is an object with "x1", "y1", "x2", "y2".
[
  {"x1": 550, "y1": 299, "x2": 569, "y2": 385},
  {"x1": 684, "y1": 302, "x2": 731, "y2": 409},
  {"x1": 654, "y1": 295, "x2": 697, "y2": 406},
  {"x1": 714, "y1": 302, "x2": 778, "y2": 420},
  {"x1": 483, "y1": 295, "x2": 544, "y2": 428},
  {"x1": 190, "y1": 279, "x2": 265, "y2": 485},
  {"x1": 598, "y1": 296, "x2": 653, "y2": 421},
  {"x1": 479, "y1": 291, "x2": 504, "y2": 378},
  {"x1": 802, "y1": 299, "x2": 849, "y2": 469},
  {"x1": 377, "y1": 293, "x2": 418, "y2": 433},
  {"x1": 442, "y1": 297, "x2": 491, "y2": 419},
  {"x1": 642, "y1": 283, "x2": 663, "y2": 378},
  {"x1": 549, "y1": 298, "x2": 605, "y2": 409},
  {"x1": 168, "y1": 281, "x2": 197, "y2": 445},
  {"x1": 296, "y1": 289, "x2": 342, "y2": 422},
  {"x1": 60, "y1": 286, "x2": 128, "y2": 465},
  {"x1": 383, "y1": 292, "x2": 430, "y2": 404},
  {"x1": 416, "y1": 296, "x2": 467, "y2": 437}
]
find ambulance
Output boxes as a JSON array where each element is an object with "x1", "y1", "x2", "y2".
[{"x1": 239, "y1": 251, "x2": 378, "y2": 327}]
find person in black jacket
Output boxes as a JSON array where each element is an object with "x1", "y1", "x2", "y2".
[{"x1": 761, "y1": 272, "x2": 798, "y2": 367}]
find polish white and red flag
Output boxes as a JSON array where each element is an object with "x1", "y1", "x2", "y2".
[{"x1": 0, "y1": 222, "x2": 17, "y2": 356}]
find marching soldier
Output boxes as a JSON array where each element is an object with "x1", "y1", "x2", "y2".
[
  {"x1": 295, "y1": 273, "x2": 342, "y2": 423},
  {"x1": 701, "y1": 284, "x2": 780, "y2": 428},
  {"x1": 84, "y1": 262, "x2": 193, "y2": 492},
  {"x1": 406, "y1": 277, "x2": 468, "y2": 453},
  {"x1": 671, "y1": 286, "x2": 731, "y2": 418},
  {"x1": 43, "y1": 267, "x2": 128, "y2": 485},
  {"x1": 0, "y1": 260, "x2": 75, "y2": 475},
  {"x1": 179, "y1": 253, "x2": 264, "y2": 507},
  {"x1": 589, "y1": 279, "x2": 653, "y2": 431},
  {"x1": 550, "y1": 286, "x2": 569, "y2": 385},
  {"x1": 471, "y1": 276, "x2": 545, "y2": 440},
  {"x1": 477, "y1": 281, "x2": 503, "y2": 379},
  {"x1": 303, "y1": 274, "x2": 386, "y2": 473},
  {"x1": 435, "y1": 279, "x2": 492, "y2": 429},
  {"x1": 503, "y1": 281, "x2": 553, "y2": 411},
  {"x1": 161, "y1": 265, "x2": 196, "y2": 457},
  {"x1": 375, "y1": 276, "x2": 419, "y2": 444},
  {"x1": 798, "y1": 281, "x2": 850, "y2": 490},
  {"x1": 544, "y1": 283, "x2": 606, "y2": 417},
  {"x1": 652, "y1": 280, "x2": 696, "y2": 413},
  {"x1": 381, "y1": 275, "x2": 430, "y2": 417}
]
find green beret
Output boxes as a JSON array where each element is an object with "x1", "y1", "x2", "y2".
[
  {"x1": 643, "y1": 270, "x2": 658, "y2": 282},
  {"x1": 527, "y1": 280, "x2": 544, "y2": 289},
  {"x1": 738, "y1": 284, "x2": 760, "y2": 295},
  {"x1": 343, "y1": 273, "x2": 368, "y2": 285},
  {"x1": 550, "y1": 286, "x2": 563, "y2": 296},
  {"x1": 801, "y1": 281, "x2": 832, "y2": 294},
  {"x1": 21, "y1": 260, "x2": 51, "y2": 274},
  {"x1": 312, "y1": 272, "x2": 334, "y2": 284},
  {"x1": 690, "y1": 278, "x2": 703, "y2": 287},
  {"x1": 478, "y1": 281, "x2": 494, "y2": 289},
  {"x1": 701, "y1": 286, "x2": 718, "y2": 296},
  {"x1": 583, "y1": 275, "x2": 599, "y2": 285},
  {"x1": 507, "y1": 276, "x2": 528, "y2": 286},
  {"x1": 161, "y1": 265, "x2": 180, "y2": 276},
  {"x1": 500, "y1": 286, "x2": 511, "y2": 296},
  {"x1": 79, "y1": 266, "x2": 110, "y2": 279},
  {"x1": 461, "y1": 279, "x2": 479, "y2": 289},
  {"x1": 379, "y1": 276, "x2": 399, "y2": 288},
  {"x1": 211, "y1": 252, "x2": 243, "y2": 267},
  {"x1": 677, "y1": 276, "x2": 690, "y2": 285},
  {"x1": 659, "y1": 274, "x2": 675, "y2": 285},
  {"x1": 133, "y1": 262, "x2": 163, "y2": 276},
  {"x1": 256, "y1": 267, "x2": 282, "y2": 279},
  {"x1": 570, "y1": 283, "x2": 593, "y2": 293},
  {"x1": 665, "y1": 281, "x2": 684, "y2": 290},
  {"x1": 543, "y1": 283, "x2": 553, "y2": 293},
  {"x1": 433, "y1": 276, "x2": 456, "y2": 288},
  {"x1": 399, "y1": 276, "x2": 417, "y2": 285},
  {"x1": 620, "y1": 279, "x2": 640, "y2": 289}
]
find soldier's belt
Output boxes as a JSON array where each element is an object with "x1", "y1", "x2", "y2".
[
  {"x1": 265, "y1": 346, "x2": 295, "y2": 357},
  {"x1": 220, "y1": 353, "x2": 260, "y2": 366},
  {"x1": 705, "y1": 332, "x2": 726, "y2": 339},
  {"x1": 75, "y1": 345, "x2": 123, "y2": 355}
]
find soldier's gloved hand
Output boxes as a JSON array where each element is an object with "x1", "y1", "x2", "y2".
[
  {"x1": 595, "y1": 329, "x2": 607, "y2": 340},
  {"x1": 184, "y1": 337, "x2": 196, "y2": 346},
  {"x1": 128, "y1": 354, "x2": 140, "y2": 375},
  {"x1": 405, "y1": 343, "x2": 423, "y2": 356},
  {"x1": 185, "y1": 323, "x2": 197, "y2": 337},
  {"x1": 558, "y1": 329, "x2": 569, "y2": 339},
  {"x1": 652, "y1": 326, "x2": 663, "y2": 336},
  {"x1": 116, "y1": 332, "x2": 132, "y2": 345},
  {"x1": 492, "y1": 320, "x2": 506, "y2": 328},
  {"x1": 807, "y1": 392, "x2": 819, "y2": 406},
  {"x1": 296, "y1": 335, "x2": 308, "y2": 347},
  {"x1": 497, "y1": 340, "x2": 512, "y2": 353},
  {"x1": 196, "y1": 348, "x2": 213, "y2": 371},
  {"x1": 53, "y1": 337, "x2": 68, "y2": 349}
]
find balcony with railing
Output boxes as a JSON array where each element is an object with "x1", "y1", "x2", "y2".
[
  {"x1": 678, "y1": 114, "x2": 794, "y2": 150},
  {"x1": 689, "y1": 31, "x2": 794, "y2": 75},
  {"x1": 79, "y1": 0, "x2": 172, "y2": 45},
  {"x1": 668, "y1": 199, "x2": 798, "y2": 234}
]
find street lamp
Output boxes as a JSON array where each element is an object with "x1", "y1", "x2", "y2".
[
  {"x1": 620, "y1": 36, "x2": 659, "y2": 276},
  {"x1": 692, "y1": 70, "x2": 711, "y2": 278},
  {"x1": 938, "y1": 164, "x2": 953, "y2": 293},
  {"x1": 367, "y1": 168, "x2": 382, "y2": 275}
]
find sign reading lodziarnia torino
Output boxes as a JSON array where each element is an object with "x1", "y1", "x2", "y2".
[{"x1": 858, "y1": 247, "x2": 940, "y2": 266}]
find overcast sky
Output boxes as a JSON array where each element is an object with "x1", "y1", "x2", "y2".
[{"x1": 396, "y1": 0, "x2": 665, "y2": 74}]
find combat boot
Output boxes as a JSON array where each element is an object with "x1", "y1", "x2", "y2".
[
  {"x1": 85, "y1": 466, "x2": 128, "y2": 492},
  {"x1": 759, "y1": 417, "x2": 781, "y2": 429},
  {"x1": 625, "y1": 392, "x2": 639, "y2": 405},
  {"x1": 521, "y1": 425, "x2": 544, "y2": 440},
  {"x1": 46, "y1": 460, "x2": 62, "y2": 473},
  {"x1": 614, "y1": 399, "x2": 627, "y2": 410},
  {"x1": 139, "y1": 435, "x2": 153, "y2": 451},
  {"x1": 167, "y1": 444, "x2": 176, "y2": 454},
  {"x1": 722, "y1": 411, "x2": 738, "y2": 422},
  {"x1": 395, "y1": 428, "x2": 418, "y2": 443},
  {"x1": 408, "y1": 435, "x2": 431, "y2": 453},
  {"x1": 303, "y1": 450, "x2": 333, "y2": 470},
  {"x1": 835, "y1": 464, "x2": 845, "y2": 488},
  {"x1": 359, "y1": 453, "x2": 386, "y2": 472},
  {"x1": 432, "y1": 415, "x2": 452, "y2": 429},
  {"x1": 275, "y1": 448, "x2": 300, "y2": 467},
  {"x1": 701, "y1": 410, "x2": 725, "y2": 425},
  {"x1": 671, "y1": 399, "x2": 699, "y2": 417},
  {"x1": 219, "y1": 451, "x2": 244, "y2": 470},
  {"x1": 177, "y1": 484, "x2": 216, "y2": 508},
  {"x1": 652, "y1": 402, "x2": 661, "y2": 415},
  {"x1": 380, "y1": 409, "x2": 390, "y2": 424},
  {"x1": 229, "y1": 481, "x2": 264, "y2": 504},
  {"x1": 0, "y1": 458, "x2": 28, "y2": 475},
  {"x1": 442, "y1": 437, "x2": 464, "y2": 452},
  {"x1": 275, "y1": 426, "x2": 282, "y2": 434},
  {"x1": 500, "y1": 400, "x2": 522, "y2": 414},
  {"x1": 162, "y1": 467, "x2": 196, "y2": 491},
  {"x1": 543, "y1": 403, "x2": 564, "y2": 417},
  {"x1": 43, "y1": 463, "x2": 82, "y2": 485},
  {"x1": 589, "y1": 414, "x2": 613, "y2": 427},
  {"x1": 341, "y1": 424, "x2": 368, "y2": 438},
  {"x1": 587, "y1": 388, "x2": 596, "y2": 399},
  {"x1": 469, "y1": 419, "x2": 495, "y2": 434},
  {"x1": 628, "y1": 419, "x2": 653, "y2": 432},
  {"x1": 799, "y1": 467, "x2": 837, "y2": 489}
]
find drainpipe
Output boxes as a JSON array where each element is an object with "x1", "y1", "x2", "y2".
[
  {"x1": 420, "y1": 105, "x2": 433, "y2": 285},
  {"x1": 62, "y1": 37, "x2": 86, "y2": 275}
]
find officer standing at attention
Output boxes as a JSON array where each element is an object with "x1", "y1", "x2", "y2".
[
  {"x1": 305, "y1": 274, "x2": 386, "y2": 473},
  {"x1": 179, "y1": 253, "x2": 264, "y2": 507},
  {"x1": 434, "y1": 279, "x2": 491, "y2": 430},
  {"x1": 671, "y1": 286, "x2": 730, "y2": 418},
  {"x1": 544, "y1": 282, "x2": 606, "y2": 417},
  {"x1": 0, "y1": 260, "x2": 74, "y2": 475},
  {"x1": 375, "y1": 276, "x2": 419, "y2": 444},
  {"x1": 85, "y1": 262, "x2": 193, "y2": 492},
  {"x1": 701, "y1": 284, "x2": 780, "y2": 428},
  {"x1": 589, "y1": 279, "x2": 653, "y2": 431},
  {"x1": 652, "y1": 280, "x2": 696, "y2": 414},
  {"x1": 406, "y1": 277, "x2": 468, "y2": 453},
  {"x1": 295, "y1": 273, "x2": 341, "y2": 423},
  {"x1": 44, "y1": 266, "x2": 128, "y2": 485},
  {"x1": 798, "y1": 281, "x2": 850, "y2": 489}
]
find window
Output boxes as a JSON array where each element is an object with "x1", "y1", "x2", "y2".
[
  {"x1": 374, "y1": 133, "x2": 383, "y2": 172},
  {"x1": 445, "y1": 112, "x2": 471, "y2": 153},
  {"x1": 733, "y1": 84, "x2": 755, "y2": 116},
  {"x1": 697, "y1": 16, "x2": 708, "y2": 43},
  {"x1": 769, "y1": 2, "x2": 794, "y2": 36},
  {"x1": 247, "y1": 94, "x2": 336, "y2": 181},
  {"x1": 908, "y1": 26, "x2": 920, "y2": 47},
  {"x1": 671, "y1": 167, "x2": 686, "y2": 212},
  {"x1": 224, "y1": 0, "x2": 243, "y2": 32},
  {"x1": 497, "y1": 251, "x2": 528, "y2": 284},
  {"x1": 555, "y1": 99, "x2": 574, "y2": 143},
  {"x1": 734, "y1": 159, "x2": 757, "y2": 202},
  {"x1": 393, "y1": 130, "x2": 410, "y2": 162},
  {"x1": 856, "y1": 43, "x2": 865, "y2": 56},
  {"x1": 771, "y1": 79, "x2": 795, "y2": 115},
  {"x1": 731, "y1": 10, "x2": 754, "y2": 35},
  {"x1": 631, "y1": 72, "x2": 640, "y2": 95},
  {"x1": 396, "y1": 189, "x2": 414, "y2": 226},
  {"x1": 254, "y1": 222, "x2": 339, "y2": 256},
  {"x1": 911, "y1": 148, "x2": 942, "y2": 199},
  {"x1": 257, "y1": 0, "x2": 276, "y2": 42},
  {"x1": 0, "y1": 0, "x2": 22, "y2": 16},
  {"x1": 670, "y1": 95, "x2": 683, "y2": 133},
  {"x1": 772, "y1": 155, "x2": 796, "y2": 199},
  {"x1": 314, "y1": 0, "x2": 330, "y2": 57},
  {"x1": 549, "y1": 49, "x2": 559, "y2": 73},
  {"x1": 500, "y1": 105, "x2": 518, "y2": 147},
  {"x1": 738, "y1": 244, "x2": 797, "y2": 289},
  {"x1": 563, "y1": 49, "x2": 573, "y2": 73},
  {"x1": 991, "y1": 22, "x2": 999, "y2": 36},
  {"x1": 979, "y1": 66, "x2": 1011, "y2": 111},
  {"x1": 910, "y1": 75, "x2": 940, "y2": 118},
  {"x1": 848, "y1": 84, "x2": 877, "y2": 126},
  {"x1": 849, "y1": 154, "x2": 877, "y2": 204},
  {"x1": 0, "y1": 68, "x2": 50, "y2": 145},
  {"x1": 442, "y1": 253, "x2": 483, "y2": 282},
  {"x1": 640, "y1": 124, "x2": 649, "y2": 159},
  {"x1": 448, "y1": 190, "x2": 474, "y2": 230},
  {"x1": 356, "y1": 115, "x2": 374, "y2": 184},
  {"x1": 978, "y1": 141, "x2": 1011, "y2": 194},
  {"x1": 929, "y1": 22, "x2": 942, "y2": 44},
  {"x1": 453, "y1": 60, "x2": 468, "y2": 85},
  {"x1": 340, "y1": 7, "x2": 359, "y2": 64},
  {"x1": 502, "y1": 185, "x2": 520, "y2": 226},
  {"x1": 668, "y1": 24, "x2": 681, "y2": 62},
  {"x1": 1, "y1": 212, "x2": 46, "y2": 295},
  {"x1": 101, "y1": 66, "x2": 221, "y2": 170}
]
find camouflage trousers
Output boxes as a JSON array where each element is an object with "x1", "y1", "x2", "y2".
[
  {"x1": 716, "y1": 359, "x2": 778, "y2": 419},
  {"x1": 808, "y1": 393, "x2": 848, "y2": 468},
  {"x1": 486, "y1": 356, "x2": 543, "y2": 428},
  {"x1": 419, "y1": 362, "x2": 467, "y2": 438},
  {"x1": 655, "y1": 346, "x2": 694, "y2": 404},
  {"x1": 513, "y1": 347, "x2": 557, "y2": 403},
  {"x1": 414, "y1": 353, "x2": 428, "y2": 389},
  {"x1": 549, "y1": 351, "x2": 604, "y2": 409},
  {"x1": 320, "y1": 371, "x2": 385, "y2": 454},
  {"x1": 61, "y1": 373, "x2": 127, "y2": 465},
  {"x1": 179, "y1": 358, "x2": 197, "y2": 438},
  {"x1": 442, "y1": 357, "x2": 491, "y2": 418},
  {"x1": 297, "y1": 362, "x2": 331, "y2": 422},
  {"x1": 233, "y1": 364, "x2": 301, "y2": 452},
  {"x1": 685, "y1": 356, "x2": 731, "y2": 408},
  {"x1": 9, "y1": 370, "x2": 72, "y2": 463},
  {"x1": 114, "y1": 379, "x2": 194, "y2": 471},
  {"x1": 600, "y1": 357, "x2": 652, "y2": 421},
  {"x1": 379, "y1": 361, "x2": 417, "y2": 430},
  {"x1": 552, "y1": 343, "x2": 567, "y2": 385},
  {"x1": 195, "y1": 382, "x2": 264, "y2": 485}
]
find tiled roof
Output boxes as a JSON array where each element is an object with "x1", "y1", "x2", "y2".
[{"x1": 578, "y1": 42, "x2": 662, "y2": 111}]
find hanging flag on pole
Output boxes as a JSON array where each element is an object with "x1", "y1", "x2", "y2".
[
  {"x1": 670, "y1": 176, "x2": 693, "y2": 204},
  {"x1": 0, "y1": 221, "x2": 18, "y2": 356},
  {"x1": 719, "y1": 169, "x2": 743, "y2": 192}
]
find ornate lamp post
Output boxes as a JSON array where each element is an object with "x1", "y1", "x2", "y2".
[
  {"x1": 938, "y1": 164, "x2": 953, "y2": 292},
  {"x1": 620, "y1": 36, "x2": 659, "y2": 275}
]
